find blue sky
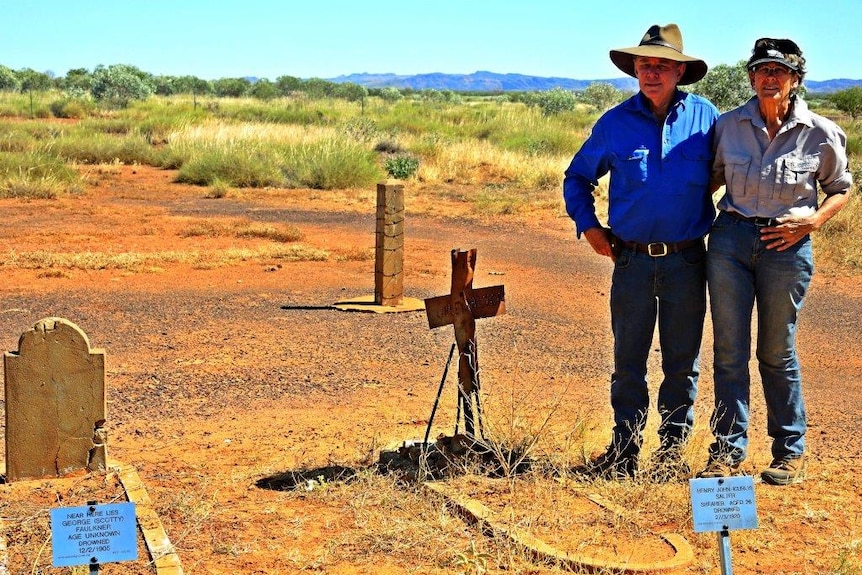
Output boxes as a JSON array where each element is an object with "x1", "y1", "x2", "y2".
[{"x1": 3, "y1": 0, "x2": 861, "y2": 82}]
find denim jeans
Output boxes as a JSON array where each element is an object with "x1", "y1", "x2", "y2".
[
  {"x1": 706, "y1": 211, "x2": 813, "y2": 464},
  {"x1": 609, "y1": 243, "x2": 706, "y2": 455}
]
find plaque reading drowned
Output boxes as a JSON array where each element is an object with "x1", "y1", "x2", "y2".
[
  {"x1": 690, "y1": 476, "x2": 758, "y2": 533},
  {"x1": 50, "y1": 502, "x2": 138, "y2": 567}
]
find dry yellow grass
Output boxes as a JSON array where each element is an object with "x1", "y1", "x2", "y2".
[{"x1": 1, "y1": 244, "x2": 328, "y2": 272}]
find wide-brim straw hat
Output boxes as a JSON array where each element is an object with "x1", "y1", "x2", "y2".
[{"x1": 609, "y1": 23, "x2": 708, "y2": 85}]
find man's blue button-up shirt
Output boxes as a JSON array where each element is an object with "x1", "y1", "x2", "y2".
[{"x1": 563, "y1": 90, "x2": 718, "y2": 244}]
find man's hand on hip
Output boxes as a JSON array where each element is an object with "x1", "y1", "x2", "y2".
[{"x1": 584, "y1": 227, "x2": 616, "y2": 261}]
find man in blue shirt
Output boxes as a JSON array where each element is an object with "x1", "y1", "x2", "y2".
[{"x1": 564, "y1": 24, "x2": 718, "y2": 480}]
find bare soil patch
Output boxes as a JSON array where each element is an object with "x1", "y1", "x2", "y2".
[{"x1": 1, "y1": 166, "x2": 860, "y2": 574}]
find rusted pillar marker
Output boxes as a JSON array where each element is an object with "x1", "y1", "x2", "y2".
[{"x1": 425, "y1": 249, "x2": 506, "y2": 438}]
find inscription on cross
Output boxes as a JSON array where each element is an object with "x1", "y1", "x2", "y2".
[{"x1": 424, "y1": 249, "x2": 506, "y2": 438}]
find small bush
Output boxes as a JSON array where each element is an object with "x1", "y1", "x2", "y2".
[
  {"x1": 845, "y1": 136, "x2": 862, "y2": 157},
  {"x1": 50, "y1": 98, "x2": 94, "y2": 119},
  {"x1": 0, "y1": 130, "x2": 37, "y2": 153},
  {"x1": 531, "y1": 87, "x2": 579, "y2": 116},
  {"x1": 176, "y1": 147, "x2": 284, "y2": 188},
  {"x1": 342, "y1": 116, "x2": 380, "y2": 143},
  {"x1": 53, "y1": 131, "x2": 156, "y2": 165},
  {"x1": 384, "y1": 154, "x2": 420, "y2": 179},
  {"x1": 0, "y1": 151, "x2": 82, "y2": 198},
  {"x1": 205, "y1": 179, "x2": 230, "y2": 198},
  {"x1": 282, "y1": 138, "x2": 382, "y2": 189},
  {"x1": 374, "y1": 139, "x2": 404, "y2": 154},
  {"x1": 80, "y1": 118, "x2": 136, "y2": 135}
]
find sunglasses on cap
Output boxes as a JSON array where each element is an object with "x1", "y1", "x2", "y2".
[{"x1": 753, "y1": 38, "x2": 802, "y2": 57}]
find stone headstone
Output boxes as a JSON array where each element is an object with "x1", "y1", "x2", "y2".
[{"x1": 4, "y1": 317, "x2": 107, "y2": 482}]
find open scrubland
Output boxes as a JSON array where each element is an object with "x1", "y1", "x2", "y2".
[{"x1": 0, "y1": 92, "x2": 860, "y2": 574}]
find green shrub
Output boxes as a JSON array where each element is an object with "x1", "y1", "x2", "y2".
[
  {"x1": 90, "y1": 64, "x2": 154, "y2": 108},
  {"x1": 581, "y1": 82, "x2": 625, "y2": 112},
  {"x1": 378, "y1": 87, "x2": 403, "y2": 103},
  {"x1": 0, "y1": 130, "x2": 37, "y2": 153},
  {"x1": 50, "y1": 97, "x2": 95, "y2": 119},
  {"x1": 176, "y1": 146, "x2": 284, "y2": 188},
  {"x1": 498, "y1": 130, "x2": 584, "y2": 157},
  {"x1": 80, "y1": 118, "x2": 136, "y2": 135},
  {"x1": 52, "y1": 131, "x2": 156, "y2": 165},
  {"x1": 282, "y1": 138, "x2": 382, "y2": 189},
  {"x1": 531, "y1": 87, "x2": 579, "y2": 116},
  {"x1": 204, "y1": 179, "x2": 230, "y2": 198},
  {"x1": 0, "y1": 151, "x2": 82, "y2": 198},
  {"x1": 342, "y1": 116, "x2": 380, "y2": 143},
  {"x1": 829, "y1": 87, "x2": 862, "y2": 120},
  {"x1": 845, "y1": 136, "x2": 862, "y2": 157},
  {"x1": 383, "y1": 154, "x2": 420, "y2": 180}
]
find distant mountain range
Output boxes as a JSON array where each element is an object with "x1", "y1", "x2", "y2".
[{"x1": 329, "y1": 71, "x2": 862, "y2": 94}]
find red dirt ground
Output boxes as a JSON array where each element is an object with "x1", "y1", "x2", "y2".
[{"x1": 1, "y1": 165, "x2": 860, "y2": 574}]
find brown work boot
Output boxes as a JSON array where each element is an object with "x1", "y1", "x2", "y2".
[
  {"x1": 761, "y1": 456, "x2": 806, "y2": 485},
  {"x1": 696, "y1": 457, "x2": 741, "y2": 479},
  {"x1": 573, "y1": 447, "x2": 638, "y2": 480}
]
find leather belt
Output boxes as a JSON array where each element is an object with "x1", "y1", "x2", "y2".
[
  {"x1": 621, "y1": 238, "x2": 702, "y2": 257},
  {"x1": 726, "y1": 210, "x2": 778, "y2": 227}
]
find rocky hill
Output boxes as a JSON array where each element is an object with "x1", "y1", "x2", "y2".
[{"x1": 329, "y1": 70, "x2": 860, "y2": 94}]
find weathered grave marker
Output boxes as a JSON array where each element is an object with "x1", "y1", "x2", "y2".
[
  {"x1": 425, "y1": 249, "x2": 505, "y2": 438},
  {"x1": 375, "y1": 181, "x2": 404, "y2": 306},
  {"x1": 332, "y1": 181, "x2": 423, "y2": 312},
  {"x1": 4, "y1": 317, "x2": 107, "y2": 482}
]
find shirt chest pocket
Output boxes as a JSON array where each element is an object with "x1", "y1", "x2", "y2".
[
  {"x1": 723, "y1": 153, "x2": 753, "y2": 196},
  {"x1": 680, "y1": 147, "x2": 711, "y2": 188},
  {"x1": 779, "y1": 155, "x2": 819, "y2": 199},
  {"x1": 612, "y1": 148, "x2": 649, "y2": 187}
]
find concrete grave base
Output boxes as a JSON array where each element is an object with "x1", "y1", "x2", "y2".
[{"x1": 332, "y1": 294, "x2": 425, "y2": 313}]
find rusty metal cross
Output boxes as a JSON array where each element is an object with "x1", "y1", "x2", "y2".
[{"x1": 424, "y1": 249, "x2": 506, "y2": 439}]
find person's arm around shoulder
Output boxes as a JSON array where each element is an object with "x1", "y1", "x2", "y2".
[{"x1": 708, "y1": 108, "x2": 728, "y2": 195}]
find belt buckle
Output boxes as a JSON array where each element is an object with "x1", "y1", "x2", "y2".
[
  {"x1": 647, "y1": 242, "x2": 668, "y2": 257},
  {"x1": 753, "y1": 217, "x2": 773, "y2": 226}
]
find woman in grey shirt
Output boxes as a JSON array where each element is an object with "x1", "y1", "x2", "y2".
[{"x1": 699, "y1": 37, "x2": 853, "y2": 485}]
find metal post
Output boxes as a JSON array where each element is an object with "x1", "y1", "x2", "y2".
[
  {"x1": 87, "y1": 499, "x2": 100, "y2": 573},
  {"x1": 423, "y1": 343, "x2": 456, "y2": 447},
  {"x1": 717, "y1": 529, "x2": 733, "y2": 575}
]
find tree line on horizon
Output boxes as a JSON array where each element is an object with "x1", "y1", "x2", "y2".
[{"x1": 1, "y1": 61, "x2": 861, "y2": 119}]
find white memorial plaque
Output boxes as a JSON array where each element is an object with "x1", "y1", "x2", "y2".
[
  {"x1": 50, "y1": 502, "x2": 138, "y2": 567},
  {"x1": 690, "y1": 476, "x2": 758, "y2": 533}
]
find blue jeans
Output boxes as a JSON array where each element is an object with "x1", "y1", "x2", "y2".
[
  {"x1": 706, "y1": 211, "x2": 813, "y2": 464},
  {"x1": 609, "y1": 243, "x2": 706, "y2": 455}
]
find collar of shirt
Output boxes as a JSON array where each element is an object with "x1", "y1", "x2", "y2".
[
  {"x1": 739, "y1": 94, "x2": 815, "y2": 133},
  {"x1": 623, "y1": 89, "x2": 688, "y2": 121}
]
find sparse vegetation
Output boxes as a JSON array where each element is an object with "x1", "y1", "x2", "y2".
[
  {"x1": 0, "y1": 84, "x2": 858, "y2": 272},
  {"x1": 0, "y1": 150, "x2": 82, "y2": 198},
  {"x1": 690, "y1": 60, "x2": 753, "y2": 111},
  {"x1": 830, "y1": 86, "x2": 862, "y2": 119}
]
